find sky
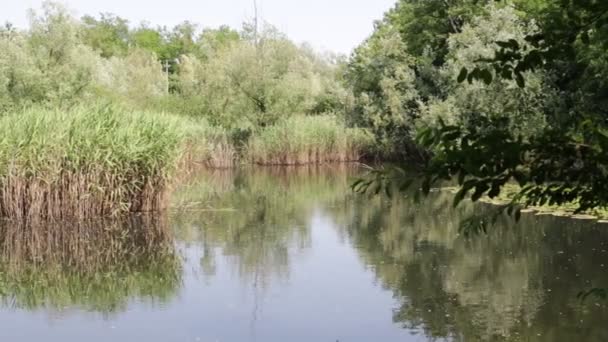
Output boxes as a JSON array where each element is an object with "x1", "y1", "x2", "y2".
[{"x1": 2, "y1": 0, "x2": 396, "y2": 54}]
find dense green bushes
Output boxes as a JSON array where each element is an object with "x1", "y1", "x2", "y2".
[
  {"x1": 345, "y1": 2, "x2": 558, "y2": 160},
  {"x1": 0, "y1": 2, "x2": 370, "y2": 221},
  {"x1": 0, "y1": 3, "x2": 347, "y2": 131},
  {"x1": 351, "y1": 0, "x2": 608, "y2": 221}
]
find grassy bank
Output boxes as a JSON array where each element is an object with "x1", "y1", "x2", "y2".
[
  {"x1": 0, "y1": 106, "x2": 370, "y2": 222},
  {"x1": 247, "y1": 115, "x2": 373, "y2": 165},
  {"x1": 179, "y1": 117, "x2": 236, "y2": 169},
  {"x1": 0, "y1": 105, "x2": 196, "y2": 222}
]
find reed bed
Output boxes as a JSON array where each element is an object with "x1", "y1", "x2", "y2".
[
  {"x1": 246, "y1": 115, "x2": 373, "y2": 165},
  {"x1": 180, "y1": 118, "x2": 236, "y2": 169},
  {"x1": 0, "y1": 105, "x2": 193, "y2": 222},
  {"x1": 0, "y1": 106, "x2": 369, "y2": 222}
]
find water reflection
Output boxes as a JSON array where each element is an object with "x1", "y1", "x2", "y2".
[
  {"x1": 0, "y1": 215, "x2": 181, "y2": 314},
  {"x1": 0, "y1": 166, "x2": 607, "y2": 341},
  {"x1": 172, "y1": 166, "x2": 355, "y2": 288},
  {"x1": 335, "y1": 192, "x2": 608, "y2": 341}
]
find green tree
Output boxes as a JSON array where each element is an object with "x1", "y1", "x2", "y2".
[
  {"x1": 0, "y1": 1, "x2": 99, "y2": 111},
  {"x1": 412, "y1": 0, "x2": 608, "y2": 221},
  {"x1": 345, "y1": 0, "x2": 491, "y2": 160},
  {"x1": 176, "y1": 22, "x2": 343, "y2": 129},
  {"x1": 81, "y1": 13, "x2": 130, "y2": 57}
]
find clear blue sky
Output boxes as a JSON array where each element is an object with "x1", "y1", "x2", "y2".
[{"x1": 3, "y1": 0, "x2": 397, "y2": 54}]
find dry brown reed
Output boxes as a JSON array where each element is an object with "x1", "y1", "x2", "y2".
[{"x1": 0, "y1": 171, "x2": 168, "y2": 223}]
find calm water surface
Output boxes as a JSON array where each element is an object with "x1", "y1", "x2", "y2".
[{"x1": 0, "y1": 166, "x2": 607, "y2": 341}]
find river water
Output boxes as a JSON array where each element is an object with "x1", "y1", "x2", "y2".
[{"x1": 0, "y1": 166, "x2": 607, "y2": 341}]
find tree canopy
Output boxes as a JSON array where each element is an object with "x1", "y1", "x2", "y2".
[{"x1": 350, "y1": 0, "x2": 608, "y2": 229}]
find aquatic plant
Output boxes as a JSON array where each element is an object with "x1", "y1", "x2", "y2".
[
  {"x1": 246, "y1": 115, "x2": 373, "y2": 165},
  {"x1": 0, "y1": 104, "x2": 193, "y2": 222}
]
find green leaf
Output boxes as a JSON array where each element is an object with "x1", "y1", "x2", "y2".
[
  {"x1": 480, "y1": 69, "x2": 493, "y2": 85},
  {"x1": 488, "y1": 182, "x2": 501, "y2": 198},
  {"x1": 471, "y1": 183, "x2": 490, "y2": 202},
  {"x1": 581, "y1": 31, "x2": 590, "y2": 45},
  {"x1": 496, "y1": 41, "x2": 511, "y2": 49},
  {"x1": 515, "y1": 72, "x2": 525, "y2": 88},
  {"x1": 457, "y1": 67, "x2": 468, "y2": 83},
  {"x1": 507, "y1": 39, "x2": 520, "y2": 50}
]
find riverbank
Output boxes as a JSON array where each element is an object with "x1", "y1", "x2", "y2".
[
  {"x1": 445, "y1": 184, "x2": 608, "y2": 222},
  {"x1": 0, "y1": 105, "x2": 372, "y2": 222}
]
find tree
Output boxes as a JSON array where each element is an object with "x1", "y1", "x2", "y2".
[
  {"x1": 0, "y1": 1, "x2": 99, "y2": 111},
  {"x1": 176, "y1": 22, "x2": 343, "y2": 129},
  {"x1": 415, "y1": 0, "x2": 608, "y2": 223},
  {"x1": 130, "y1": 24, "x2": 166, "y2": 57},
  {"x1": 355, "y1": 0, "x2": 608, "y2": 234},
  {"x1": 346, "y1": 25, "x2": 422, "y2": 159},
  {"x1": 345, "y1": 0, "x2": 492, "y2": 160},
  {"x1": 81, "y1": 13, "x2": 130, "y2": 57}
]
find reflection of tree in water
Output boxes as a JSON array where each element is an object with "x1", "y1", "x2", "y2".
[
  {"x1": 333, "y1": 192, "x2": 608, "y2": 341},
  {"x1": 173, "y1": 166, "x2": 357, "y2": 287},
  {"x1": 0, "y1": 215, "x2": 181, "y2": 315},
  {"x1": 173, "y1": 166, "x2": 608, "y2": 341},
  {"x1": 172, "y1": 166, "x2": 359, "y2": 337}
]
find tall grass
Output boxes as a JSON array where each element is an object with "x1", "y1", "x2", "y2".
[
  {"x1": 0, "y1": 105, "x2": 370, "y2": 222},
  {"x1": 179, "y1": 117, "x2": 236, "y2": 169},
  {"x1": 246, "y1": 115, "x2": 373, "y2": 165},
  {"x1": 0, "y1": 105, "x2": 192, "y2": 222}
]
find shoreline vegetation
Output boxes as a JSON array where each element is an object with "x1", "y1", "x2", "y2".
[
  {"x1": 443, "y1": 185, "x2": 608, "y2": 222},
  {"x1": 1, "y1": 1, "x2": 606, "y2": 224},
  {"x1": 0, "y1": 104, "x2": 372, "y2": 222},
  {"x1": 0, "y1": 2, "x2": 374, "y2": 222}
]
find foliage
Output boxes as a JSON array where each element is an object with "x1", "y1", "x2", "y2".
[
  {"x1": 350, "y1": 0, "x2": 608, "y2": 225},
  {"x1": 346, "y1": 25, "x2": 421, "y2": 159},
  {"x1": 95, "y1": 48, "x2": 167, "y2": 105},
  {"x1": 176, "y1": 22, "x2": 345, "y2": 129},
  {"x1": 0, "y1": 2, "x2": 99, "y2": 111},
  {"x1": 81, "y1": 13, "x2": 130, "y2": 57},
  {"x1": 412, "y1": 0, "x2": 608, "y2": 219},
  {"x1": 0, "y1": 1, "x2": 357, "y2": 177},
  {"x1": 0, "y1": 104, "x2": 204, "y2": 221},
  {"x1": 246, "y1": 115, "x2": 373, "y2": 165},
  {"x1": 421, "y1": 5, "x2": 552, "y2": 138},
  {"x1": 344, "y1": 0, "x2": 493, "y2": 160}
]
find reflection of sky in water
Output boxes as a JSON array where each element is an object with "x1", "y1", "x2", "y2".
[
  {"x1": 0, "y1": 167, "x2": 607, "y2": 342},
  {"x1": 0, "y1": 210, "x2": 423, "y2": 342}
]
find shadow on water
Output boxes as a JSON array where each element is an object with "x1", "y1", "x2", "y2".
[{"x1": 0, "y1": 215, "x2": 181, "y2": 314}]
